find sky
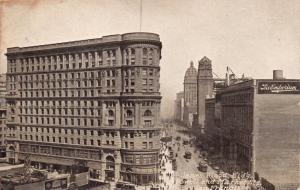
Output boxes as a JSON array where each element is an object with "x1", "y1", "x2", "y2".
[{"x1": 0, "y1": 0, "x2": 299, "y2": 118}]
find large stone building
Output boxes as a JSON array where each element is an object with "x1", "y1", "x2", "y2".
[
  {"x1": 0, "y1": 74, "x2": 6, "y2": 158},
  {"x1": 197, "y1": 57, "x2": 214, "y2": 129},
  {"x1": 205, "y1": 70, "x2": 300, "y2": 189},
  {"x1": 173, "y1": 91, "x2": 184, "y2": 123},
  {"x1": 5, "y1": 32, "x2": 162, "y2": 185},
  {"x1": 183, "y1": 62, "x2": 197, "y2": 127}
]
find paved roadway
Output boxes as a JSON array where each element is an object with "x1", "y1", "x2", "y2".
[{"x1": 159, "y1": 123, "x2": 217, "y2": 190}]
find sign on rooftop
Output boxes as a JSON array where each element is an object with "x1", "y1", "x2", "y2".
[{"x1": 258, "y1": 81, "x2": 300, "y2": 94}]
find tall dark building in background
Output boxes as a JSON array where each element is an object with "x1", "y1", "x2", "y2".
[
  {"x1": 197, "y1": 57, "x2": 214, "y2": 128},
  {"x1": 174, "y1": 91, "x2": 184, "y2": 123},
  {"x1": 5, "y1": 32, "x2": 162, "y2": 185}
]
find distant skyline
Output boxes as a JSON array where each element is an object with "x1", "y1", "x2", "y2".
[{"x1": 1, "y1": 0, "x2": 299, "y2": 118}]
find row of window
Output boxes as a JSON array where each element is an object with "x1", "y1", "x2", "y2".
[
  {"x1": 18, "y1": 100, "x2": 156, "y2": 107},
  {"x1": 20, "y1": 108, "x2": 152, "y2": 117},
  {"x1": 18, "y1": 135, "x2": 155, "y2": 150},
  {"x1": 8, "y1": 68, "x2": 156, "y2": 83},
  {"x1": 9, "y1": 47, "x2": 156, "y2": 66},
  {"x1": 19, "y1": 134, "x2": 104, "y2": 146},
  {"x1": 18, "y1": 117, "x2": 152, "y2": 127},
  {"x1": 8, "y1": 48, "x2": 156, "y2": 66},
  {"x1": 20, "y1": 117, "x2": 105, "y2": 126},
  {"x1": 17, "y1": 126, "x2": 156, "y2": 139},
  {"x1": 20, "y1": 108, "x2": 102, "y2": 116},
  {"x1": 8, "y1": 48, "x2": 157, "y2": 73},
  {"x1": 18, "y1": 126, "x2": 117, "y2": 136},
  {"x1": 222, "y1": 93, "x2": 253, "y2": 104},
  {"x1": 19, "y1": 144, "x2": 102, "y2": 160},
  {"x1": 16, "y1": 87, "x2": 158, "y2": 97},
  {"x1": 19, "y1": 79, "x2": 119, "y2": 89},
  {"x1": 123, "y1": 154, "x2": 157, "y2": 164}
]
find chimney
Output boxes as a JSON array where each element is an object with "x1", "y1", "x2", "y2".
[{"x1": 273, "y1": 70, "x2": 283, "y2": 80}]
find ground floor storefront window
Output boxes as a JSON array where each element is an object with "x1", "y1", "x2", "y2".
[{"x1": 121, "y1": 172, "x2": 158, "y2": 185}]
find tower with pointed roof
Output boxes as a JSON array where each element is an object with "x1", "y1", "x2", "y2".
[
  {"x1": 183, "y1": 61, "x2": 198, "y2": 127},
  {"x1": 197, "y1": 56, "x2": 214, "y2": 128}
]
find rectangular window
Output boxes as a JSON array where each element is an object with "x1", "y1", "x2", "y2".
[
  {"x1": 142, "y1": 79, "x2": 147, "y2": 85},
  {"x1": 129, "y1": 142, "x2": 134, "y2": 149},
  {"x1": 142, "y1": 142, "x2": 147, "y2": 149},
  {"x1": 149, "y1": 142, "x2": 153, "y2": 149}
]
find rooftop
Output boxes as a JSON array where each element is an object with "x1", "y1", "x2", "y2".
[{"x1": 6, "y1": 32, "x2": 161, "y2": 55}]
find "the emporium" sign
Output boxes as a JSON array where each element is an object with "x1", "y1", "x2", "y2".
[{"x1": 258, "y1": 81, "x2": 300, "y2": 94}]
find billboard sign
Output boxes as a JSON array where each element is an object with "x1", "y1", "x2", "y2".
[{"x1": 258, "y1": 81, "x2": 300, "y2": 94}]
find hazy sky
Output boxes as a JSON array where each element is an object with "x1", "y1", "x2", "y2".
[{"x1": 1, "y1": 0, "x2": 299, "y2": 118}]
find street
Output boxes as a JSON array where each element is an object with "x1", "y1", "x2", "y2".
[{"x1": 159, "y1": 123, "x2": 216, "y2": 190}]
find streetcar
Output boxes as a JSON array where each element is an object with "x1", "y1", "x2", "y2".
[
  {"x1": 198, "y1": 162, "x2": 208, "y2": 172},
  {"x1": 183, "y1": 151, "x2": 192, "y2": 159}
]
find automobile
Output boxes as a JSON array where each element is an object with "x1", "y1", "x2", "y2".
[
  {"x1": 116, "y1": 182, "x2": 136, "y2": 190},
  {"x1": 213, "y1": 166, "x2": 220, "y2": 172},
  {"x1": 172, "y1": 159, "x2": 177, "y2": 171},
  {"x1": 180, "y1": 179, "x2": 187, "y2": 185},
  {"x1": 169, "y1": 150, "x2": 174, "y2": 158},
  {"x1": 184, "y1": 151, "x2": 192, "y2": 159},
  {"x1": 183, "y1": 140, "x2": 189, "y2": 145},
  {"x1": 198, "y1": 162, "x2": 208, "y2": 172}
]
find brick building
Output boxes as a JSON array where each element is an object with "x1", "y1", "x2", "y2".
[
  {"x1": 183, "y1": 61, "x2": 197, "y2": 127},
  {"x1": 205, "y1": 71, "x2": 300, "y2": 189},
  {"x1": 5, "y1": 32, "x2": 162, "y2": 185}
]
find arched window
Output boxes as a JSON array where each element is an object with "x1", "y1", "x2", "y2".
[
  {"x1": 106, "y1": 155, "x2": 115, "y2": 163},
  {"x1": 143, "y1": 48, "x2": 147, "y2": 55},
  {"x1": 126, "y1": 110, "x2": 133, "y2": 117},
  {"x1": 131, "y1": 48, "x2": 135, "y2": 55},
  {"x1": 144, "y1": 110, "x2": 152, "y2": 116},
  {"x1": 108, "y1": 110, "x2": 114, "y2": 117}
]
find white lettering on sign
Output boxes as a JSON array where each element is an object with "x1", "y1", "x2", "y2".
[{"x1": 260, "y1": 83, "x2": 298, "y2": 93}]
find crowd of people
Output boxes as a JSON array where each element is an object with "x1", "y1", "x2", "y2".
[{"x1": 159, "y1": 142, "x2": 174, "y2": 190}]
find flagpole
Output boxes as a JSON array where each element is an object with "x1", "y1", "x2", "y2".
[{"x1": 140, "y1": 0, "x2": 142, "y2": 32}]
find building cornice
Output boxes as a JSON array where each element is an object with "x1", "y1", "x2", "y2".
[{"x1": 6, "y1": 32, "x2": 162, "y2": 56}]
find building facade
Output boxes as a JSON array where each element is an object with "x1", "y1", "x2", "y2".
[
  {"x1": 183, "y1": 61, "x2": 197, "y2": 127},
  {"x1": 197, "y1": 57, "x2": 214, "y2": 129},
  {"x1": 207, "y1": 71, "x2": 300, "y2": 189},
  {"x1": 5, "y1": 32, "x2": 162, "y2": 185},
  {"x1": 0, "y1": 74, "x2": 6, "y2": 158},
  {"x1": 173, "y1": 91, "x2": 184, "y2": 123}
]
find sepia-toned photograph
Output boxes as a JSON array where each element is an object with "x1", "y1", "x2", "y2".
[{"x1": 0, "y1": 0, "x2": 299, "y2": 189}]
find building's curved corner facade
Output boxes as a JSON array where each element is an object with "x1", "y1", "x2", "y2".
[{"x1": 5, "y1": 32, "x2": 162, "y2": 185}]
